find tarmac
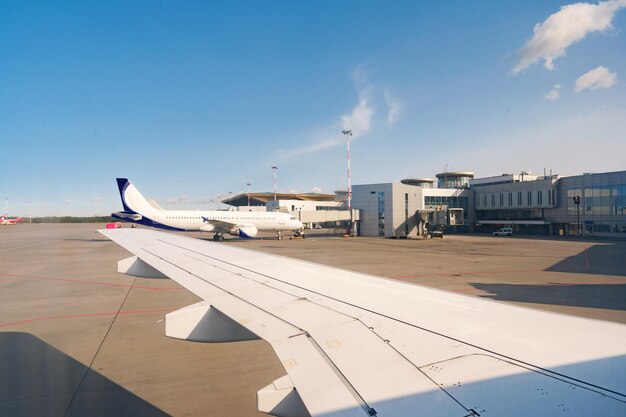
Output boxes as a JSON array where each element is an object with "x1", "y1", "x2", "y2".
[{"x1": 1, "y1": 223, "x2": 625, "y2": 417}]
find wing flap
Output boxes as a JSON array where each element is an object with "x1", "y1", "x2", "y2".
[
  {"x1": 271, "y1": 334, "x2": 367, "y2": 417},
  {"x1": 308, "y1": 319, "x2": 469, "y2": 416},
  {"x1": 421, "y1": 354, "x2": 626, "y2": 416}
]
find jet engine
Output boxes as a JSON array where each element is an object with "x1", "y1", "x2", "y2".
[
  {"x1": 229, "y1": 225, "x2": 258, "y2": 238},
  {"x1": 112, "y1": 211, "x2": 142, "y2": 221}
]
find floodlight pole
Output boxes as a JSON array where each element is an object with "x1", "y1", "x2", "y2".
[
  {"x1": 247, "y1": 183, "x2": 251, "y2": 207},
  {"x1": 342, "y1": 129, "x2": 354, "y2": 236},
  {"x1": 342, "y1": 130, "x2": 353, "y2": 211},
  {"x1": 272, "y1": 166, "x2": 278, "y2": 201}
]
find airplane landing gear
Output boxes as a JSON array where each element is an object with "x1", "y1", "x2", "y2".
[
  {"x1": 213, "y1": 233, "x2": 224, "y2": 242},
  {"x1": 276, "y1": 231, "x2": 283, "y2": 240}
]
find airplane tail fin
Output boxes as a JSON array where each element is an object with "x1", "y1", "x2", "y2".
[
  {"x1": 147, "y1": 199, "x2": 164, "y2": 211},
  {"x1": 116, "y1": 178, "x2": 157, "y2": 215}
]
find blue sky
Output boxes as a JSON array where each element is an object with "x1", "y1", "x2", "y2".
[{"x1": 1, "y1": 0, "x2": 625, "y2": 216}]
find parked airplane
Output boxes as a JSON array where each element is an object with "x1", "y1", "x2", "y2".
[
  {"x1": 102, "y1": 228, "x2": 626, "y2": 417},
  {"x1": 0, "y1": 215, "x2": 23, "y2": 225},
  {"x1": 112, "y1": 178, "x2": 304, "y2": 241}
]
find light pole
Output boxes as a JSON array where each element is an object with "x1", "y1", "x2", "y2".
[
  {"x1": 272, "y1": 166, "x2": 278, "y2": 201},
  {"x1": 247, "y1": 183, "x2": 251, "y2": 207},
  {"x1": 573, "y1": 195, "x2": 581, "y2": 236},
  {"x1": 342, "y1": 130, "x2": 353, "y2": 211}
]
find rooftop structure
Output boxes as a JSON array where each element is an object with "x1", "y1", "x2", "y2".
[
  {"x1": 401, "y1": 178, "x2": 435, "y2": 188},
  {"x1": 435, "y1": 171, "x2": 474, "y2": 189},
  {"x1": 469, "y1": 171, "x2": 551, "y2": 187},
  {"x1": 222, "y1": 192, "x2": 336, "y2": 207}
]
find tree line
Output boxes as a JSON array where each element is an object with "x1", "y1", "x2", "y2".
[{"x1": 26, "y1": 216, "x2": 118, "y2": 224}]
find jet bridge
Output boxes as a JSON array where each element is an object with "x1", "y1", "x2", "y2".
[
  {"x1": 416, "y1": 208, "x2": 464, "y2": 237},
  {"x1": 292, "y1": 209, "x2": 360, "y2": 230}
]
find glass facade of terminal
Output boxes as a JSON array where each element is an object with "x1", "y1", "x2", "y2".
[
  {"x1": 475, "y1": 208, "x2": 544, "y2": 221},
  {"x1": 566, "y1": 183, "x2": 626, "y2": 234},
  {"x1": 424, "y1": 196, "x2": 469, "y2": 219},
  {"x1": 377, "y1": 192, "x2": 385, "y2": 237},
  {"x1": 560, "y1": 171, "x2": 626, "y2": 236},
  {"x1": 437, "y1": 176, "x2": 472, "y2": 189}
]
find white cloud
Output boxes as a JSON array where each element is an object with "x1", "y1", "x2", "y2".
[
  {"x1": 312, "y1": 186, "x2": 322, "y2": 193},
  {"x1": 91, "y1": 196, "x2": 104, "y2": 203},
  {"x1": 545, "y1": 84, "x2": 562, "y2": 100},
  {"x1": 514, "y1": 0, "x2": 626, "y2": 74},
  {"x1": 341, "y1": 89, "x2": 374, "y2": 137},
  {"x1": 163, "y1": 195, "x2": 187, "y2": 204},
  {"x1": 384, "y1": 89, "x2": 401, "y2": 125},
  {"x1": 575, "y1": 65, "x2": 617, "y2": 91},
  {"x1": 279, "y1": 69, "x2": 376, "y2": 159},
  {"x1": 279, "y1": 135, "x2": 344, "y2": 158}
]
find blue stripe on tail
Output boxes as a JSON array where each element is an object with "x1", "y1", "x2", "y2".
[{"x1": 116, "y1": 178, "x2": 133, "y2": 212}]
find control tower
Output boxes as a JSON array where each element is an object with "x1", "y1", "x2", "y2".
[{"x1": 435, "y1": 172, "x2": 474, "y2": 189}]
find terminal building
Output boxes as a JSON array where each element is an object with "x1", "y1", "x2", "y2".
[
  {"x1": 558, "y1": 171, "x2": 626, "y2": 235},
  {"x1": 225, "y1": 192, "x2": 336, "y2": 208},
  {"x1": 352, "y1": 172, "x2": 474, "y2": 238},
  {"x1": 473, "y1": 170, "x2": 626, "y2": 237},
  {"x1": 223, "y1": 191, "x2": 357, "y2": 230},
  {"x1": 353, "y1": 170, "x2": 626, "y2": 239},
  {"x1": 223, "y1": 170, "x2": 626, "y2": 239},
  {"x1": 472, "y1": 172, "x2": 560, "y2": 234}
]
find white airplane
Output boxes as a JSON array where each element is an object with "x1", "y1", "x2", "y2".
[
  {"x1": 102, "y1": 228, "x2": 626, "y2": 417},
  {"x1": 112, "y1": 178, "x2": 304, "y2": 241}
]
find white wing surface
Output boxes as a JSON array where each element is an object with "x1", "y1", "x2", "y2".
[
  {"x1": 198, "y1": 218, "x2": 237, "y2": 233},
  {"x1": 101, "y1": 228, "x2": 626, "y2": 417},
  {"x1": 199, "y1": 218, "x2": 254, "y2": 232}
]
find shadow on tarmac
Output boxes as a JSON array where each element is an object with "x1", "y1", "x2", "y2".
[
  {"x1": 0, "y1": 332, "x2": 169, "y2": 417},
  {"x1": 471, "y1": 283, "x2": 626, "y2": 311},
  {"x1": 546, "y1": 243, "x2": 626, "y2": 277},
  {"x1": 62, "y1": 238, "x2": 111, "y2": 242}
]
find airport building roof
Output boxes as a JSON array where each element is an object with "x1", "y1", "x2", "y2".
[
  {"x1": 401, "y1": 178, "x2": 435, "y2": 188},
  {"x1": 223, "y1": 192, "x2": 336, "y2": 207},
  {"x1": 435, "y1": 171, "x2": 475, "y2": 178}
]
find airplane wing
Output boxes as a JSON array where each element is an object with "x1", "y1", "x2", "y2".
[
  {"x1": 198, "y1": 217, "x2": 258, "y2": 236},
  {"x1": 201, "y1": 218, "x2": 240, "y2": 229},
  {"x1": 100, "y1": 228, "x2": 626, "y2": 417}
]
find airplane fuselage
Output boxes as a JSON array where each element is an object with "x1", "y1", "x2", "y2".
[{"x1": 116, "y1": 209, "x2": 301, "y2": 233}]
